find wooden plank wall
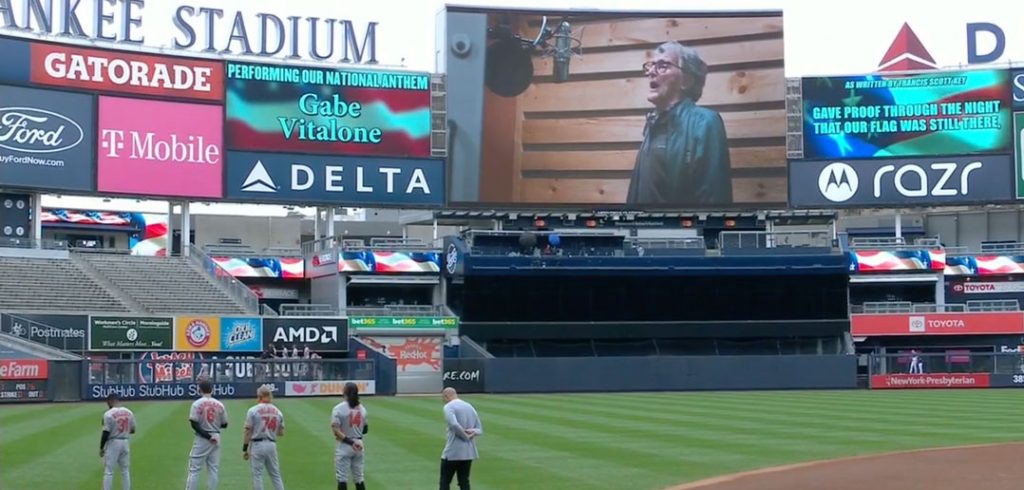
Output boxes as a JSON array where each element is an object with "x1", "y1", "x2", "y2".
[{"x1": 478, "y1": 14, "x2": 787, "y2": 207}]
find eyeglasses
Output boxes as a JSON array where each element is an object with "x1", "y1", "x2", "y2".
[{"x1": 642, "y1": 60, "x2": 682, "y2": 74}]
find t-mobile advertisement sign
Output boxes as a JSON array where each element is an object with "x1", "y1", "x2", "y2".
[{"x1": 96, "y1": 96, "x2": 222, "y2": 199}]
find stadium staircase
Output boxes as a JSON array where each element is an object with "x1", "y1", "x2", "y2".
[
  {"x1": 0, "y1": 256, "x2": 131, "y2": 314},
  {"x1": 77, "y1": 252, "x2": 256, "y2": 316}
]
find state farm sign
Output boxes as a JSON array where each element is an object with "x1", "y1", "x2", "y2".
[
  {"x1": 851, "y1": 312, "x2": 1024, "y2": 336},
  {"x1": 30, "y1": 43, "x2": 223, "y2": 102},
  {"x1": 0, "y1": 359, "x2": 48, "y2": 380}
]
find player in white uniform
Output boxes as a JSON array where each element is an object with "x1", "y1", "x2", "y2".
[
  {"x1": 331, "y1": 382, "x2": 369, "y2": 490},
  {"x1": 243, "y1": 385, "x2": 286, "y2": 490},
  {"x1": 100, "y1": 393, "x2": 136, "y2": 490},
  {"x1": 186, "y1": 378, "x2": 229, "y2": 490}
]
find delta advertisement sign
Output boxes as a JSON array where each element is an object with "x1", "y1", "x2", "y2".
[
  {"x1": 850, "y1": 312, "x2": 1024, "y2": 336},
  {"x1": 786, "y1": 6, "x2": 1024, "y2": 76}
]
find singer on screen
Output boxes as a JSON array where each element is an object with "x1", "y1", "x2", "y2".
[{"x1": 626, "y1": 42, "x2": 732, "y2": 207}]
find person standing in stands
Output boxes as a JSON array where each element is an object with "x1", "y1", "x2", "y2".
[{"x1": 439, "y1": 387, "x2": 483, "y2": 490}]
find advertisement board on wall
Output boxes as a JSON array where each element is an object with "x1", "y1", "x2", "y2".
[
  {"x1": 869, "y1": 373, "x2": 990, "y2": 389},
  {"x1": 96, "y1": 96, "x2": 223, "y2": 199},
  {"x1": 28, "y1": 42, "x2": 224, "y2": 102},
  {"x1": 220, "y1": 317, "x2": 264, "y2": 352},
  {"x1": 85, "y1": 382, "x2": 282, "y2": 401},
  {"x1": 349, "y1": 317, "x2": 458, "y2": 329},
  {"x1": 0, "y1": 359, "x2": 47, "y2": 380},
  {"x1": 89, "y1": 316, "x2": 173, "y2": 351},
  {"x1": 224, "y1": 62, "x2": 431, "y2": 158},
  {"x1": 442, "y1": 358, "x2": 485, "y2": 393},
  {"x1": 359, "y1": 336, "x2": 441, "y2": 373},
  {"x1": 850, "y1": 312, "x2": 1024, "y2": 336},
  {"x1": 788, "y1": 155, "x2": 1014, "y2": 208},
  {"x1": 224, "y1": 150, "x2": 444, "y2": 207},
  {"x1": 801, "y1": 70, "x2": 1010, "y2": 159},
  {"x1": 0, "y1": 84, "x2": 96, "y2": 192},
  {"x1": 444, "y1": 7, "x2": 786, "y2": 208},
  {"x1": 174, "y1": 317, "x2": 221, "y2": 352},
  {"x1": 283, "y1": 380, "x2": 376, "y2": 397},
  {"x1": 262, "y1": 318, "x2": 348, "y2": 352},
  {"x1": 0, "y1": 313, "x2": 87, "y2": 351}
]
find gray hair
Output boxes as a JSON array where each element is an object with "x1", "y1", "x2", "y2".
[{"x1": 656, "y1": 41, "x2": 708, "y2": 102}]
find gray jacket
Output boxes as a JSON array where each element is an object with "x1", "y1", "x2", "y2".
[{"x1": 442, "y1": 399, "x2": 483, "y2": 461}]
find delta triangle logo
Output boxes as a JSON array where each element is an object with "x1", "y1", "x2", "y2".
[
  {"x1": 877, "y1": 22, "x2": 939, "y2": 72},
  {"x1": 241, "y1": 160, "x2": 278, "y2": 193}
]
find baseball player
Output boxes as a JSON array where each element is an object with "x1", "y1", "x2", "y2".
[
  {"x1": 331, "y1": 382, "x2": 369, "y2": 490},
  {"x1": 186, "y1": 378, "x2": 229, "y2": 490},
  {"x1": 100, "y1": 393, "x2": 136, "y2": 490},
  {"x1": 243, "y1": 385, "x2": 286, "y2": 490}
]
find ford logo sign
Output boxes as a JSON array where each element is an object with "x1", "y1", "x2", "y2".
[{"x1": 0, "y1": 107, "x2": 84, "y2": 154}]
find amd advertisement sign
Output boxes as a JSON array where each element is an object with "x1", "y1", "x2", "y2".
[
  {"x1": 0, "y1": 313, "x2": 87, "y2": 351},
  {"x1": 0, "y1": 84, "x2": 95, "y2": 192},
  {"x1": 789, "y1": 155, "x2": 1014, "y2": 208},
  {"x1": 262, "y1": 317, "x2": 348, "y2": 352}
]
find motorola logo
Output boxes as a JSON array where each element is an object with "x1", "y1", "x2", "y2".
[{"x1": 818, "y1": 162, "x2": 858, "y2": 202}]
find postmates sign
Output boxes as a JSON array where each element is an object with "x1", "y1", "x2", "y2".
[{"x1": 30, "y1": 42, "x2": 223, "y2": 102}]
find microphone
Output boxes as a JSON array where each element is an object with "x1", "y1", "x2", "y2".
[{"x1": 552, "y1": 20, "x2": 572, "y2": 83}]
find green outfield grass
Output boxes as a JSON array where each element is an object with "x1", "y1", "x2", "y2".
[{"x1": 2, "y1": 390, "x2": 1023, "y2": 489}]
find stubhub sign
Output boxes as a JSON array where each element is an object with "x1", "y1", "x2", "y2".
[{"x1": 225, "y1": 150, "x2": 444, "y2": 207}]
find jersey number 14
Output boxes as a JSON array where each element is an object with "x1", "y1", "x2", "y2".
[{"x1": 348, "y1": 412, "x2": 362, "y2": 428}]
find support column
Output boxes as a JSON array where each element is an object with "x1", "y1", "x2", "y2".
[
  {"x1": 894, "y1": 213, "x2": 903, "y2": 240},
  {"x1": 31, "y1": 192, "x2": 42, "y2": 248},
  {"x1": 181, "y1": 202, "x2": 191, "y2": 257},
  {"x1": 326, "y1": 207, "x2": 336, "y2": 238},
  {"x1": 313, "y1": 206, "x2": 321, "y2": 240}
]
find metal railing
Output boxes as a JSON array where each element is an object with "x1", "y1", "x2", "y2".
[
  {"x1": 301, "y1": 237, "x2": 338, "y2": 255},
  {"x1": 851, "y1": 300, "x2": 1021, "y2": 314},
  {"x1": 980, "y1": 242, "x2": 1024, "y2": 254},
  {"x1": 344, "y1": 305, "x2": 451, "y2": 317},
  {"x1": 719, "y1": 230, "x2": 834, "y2": 249},
  {"x1": 0, "y1": 237, "x2": 68, "y2": 250},
  {"x1": 279, "y1": 304, "x2": 338, "y2": 317},
  {"x1": 868, "y1": 352, "x2": 1024, "y2": 376},
  {"x1": 261, "y1": 304, "x2": 279, "y2": 317},
  {"x1": 202, "y1": 244, "x2": 303, "y2": 258},
  {"x1": 627, "y1": 237, "x2": 705, "y2": 250},
  {"x1": 86, "y1": 358, "x2": 376, "y2": 385},
  {"x1": 188, "y1": 244, "x2": 260, "y2": 314},
  {"x1": 847, "y1": 236, "x2": 943, "y2": 251}
]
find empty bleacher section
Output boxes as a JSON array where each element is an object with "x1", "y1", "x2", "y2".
[
  {"x1": 78, "y1": 251, "x2": 255, "y2": 315},
  {"x1": 0, "y1": 256, "x2": 130, "y2": 313}
]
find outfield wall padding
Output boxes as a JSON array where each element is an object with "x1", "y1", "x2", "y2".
[{"x1": 476, "y1": 355, "x2": 857, "y2": 393}]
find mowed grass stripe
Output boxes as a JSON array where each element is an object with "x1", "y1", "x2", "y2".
[{"x1": 363, "y1": 398, "x2": 599, "y2": 489}]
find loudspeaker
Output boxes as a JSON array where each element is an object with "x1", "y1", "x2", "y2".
[{"x1": 485, "y1": 38, "x2": 534, "y2": 98}]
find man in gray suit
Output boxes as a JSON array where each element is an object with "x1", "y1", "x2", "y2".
[{"x1": 439, "y1": 387, "x2": 483, "y2": 490}]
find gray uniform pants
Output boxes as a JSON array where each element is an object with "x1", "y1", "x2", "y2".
[
  {"x1": 185, "y1": 435, "x2": 221, "y2": 490},
  {"x1": 334, "y1": 442, "x2": 365, "y2": 483},
  {"x1": 250, "y1": 440, "x2": 284, "y2": 490},
  {"x1": 103, "y1": 439, "x2": 130, "y2": 490}
]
